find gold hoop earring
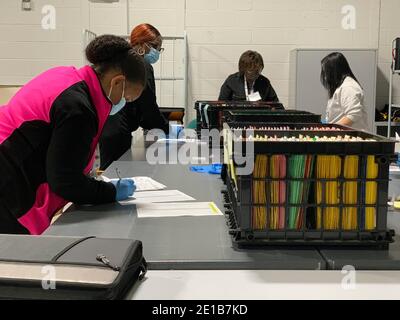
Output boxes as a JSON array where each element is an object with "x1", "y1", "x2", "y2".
[{"x1": 136, "y1": 47, "x2": 145, "y2": 56}]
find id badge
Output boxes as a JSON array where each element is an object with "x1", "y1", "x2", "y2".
[{"x1": 248, "y1": 91, "x2": 262, "y2": 102}]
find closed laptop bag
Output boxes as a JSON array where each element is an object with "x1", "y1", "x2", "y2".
[{"x1": 0, "y1": 235, "x2": 147, "y2": 300}]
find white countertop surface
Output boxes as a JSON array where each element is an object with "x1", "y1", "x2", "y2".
[{"x1": 128, "y1": 270, "x2": 400, "y2": 300}]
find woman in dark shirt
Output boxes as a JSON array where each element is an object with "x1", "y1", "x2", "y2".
[
  {"x1": 219, "y1": 50, "x2": 279, "y2": 102},
  {"x1": 100, "y1": 24, "x2": 169, "y2": 169}
]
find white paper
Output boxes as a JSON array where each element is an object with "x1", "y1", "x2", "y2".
[
  {"x1": 102, "y1": 176, "x2": 167, "y2": 192},
  {"x1": 119, "y1": 190, "x2": 195, "y2": 205},
  {"x1": 136, "y1": 202, "x2": 223, "y2": 218},
  {"x1": 132, "y1": 177, "x2": 167, "y2": 192}
]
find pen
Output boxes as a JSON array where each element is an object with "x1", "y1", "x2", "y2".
[{"x1": 116, "y1": 168, "x2": 122, "y2": 186}]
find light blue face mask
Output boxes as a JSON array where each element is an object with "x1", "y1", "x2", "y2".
[
  {"x1": 108, "y1": 81, "x2": 126, "y2": 116},
  {"x1": 144, "y1": 47, "x2": 160, "y2": 65}
]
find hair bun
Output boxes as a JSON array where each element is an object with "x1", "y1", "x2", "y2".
[{"x1": 85, "y1": 34, "x2": 131, "y2": 65}]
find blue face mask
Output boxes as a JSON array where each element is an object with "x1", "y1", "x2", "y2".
[
  {"x1": 144, "y1": 47, "x2": 160, "y2": 65},
  {"x1": 108, "y1": 81, "x2": 126, "y2": 116}
]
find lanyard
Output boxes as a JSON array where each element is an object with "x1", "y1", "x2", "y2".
[{"x1": 244, "y1": 76, "x2": 254, "y2": 101}]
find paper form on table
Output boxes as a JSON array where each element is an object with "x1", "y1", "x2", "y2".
[
  {"x1": 136, "y1": 202, "x2": 223, "y2": 218},
  {"x1": 118, "y1": 190, "x2": 195, "y2": 205},
  {"x1": 102, "y1": 176, "x2": 167, "y2": 192}
]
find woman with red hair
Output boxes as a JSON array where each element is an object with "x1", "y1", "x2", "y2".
[
  {"x1": 100, "y1": 24, "x2": 168, "y2": 169},
  {"x1": 131, "y1": 23, "x2": 164, "y2": 64}
]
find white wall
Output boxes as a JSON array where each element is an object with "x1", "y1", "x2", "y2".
[
  {"x1": 0, "y1": 0, "x2": 84, "y2": 85},
  {"x1": 1, "y1": 0, "x2": 400, "y2": 121},
  {"x1": 0, "y1": 0, "x2": 86, "y2": 103}
]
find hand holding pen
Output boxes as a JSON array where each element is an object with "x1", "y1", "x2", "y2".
[{"x1": 110, "y1": 168, "x2": 136, "y2": 201}]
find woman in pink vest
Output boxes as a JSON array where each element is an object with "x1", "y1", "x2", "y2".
[{"x1": 0, "y1": 35, "x2": 146, "y2": 235}]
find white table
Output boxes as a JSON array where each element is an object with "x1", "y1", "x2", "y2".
[{"x1": 128, "y1": 270, "x2": 400, "y2": 300}]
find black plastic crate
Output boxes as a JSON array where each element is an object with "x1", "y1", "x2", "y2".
[
  {"x1": 225, "y1": 110, "x2": 322, "y2": 124},
  {"x1": 195, "y1": 100, "x2": 284, "y2": 134},
  {"x1": 223, "y1": 123, "x2": 396, "y2": 248}
]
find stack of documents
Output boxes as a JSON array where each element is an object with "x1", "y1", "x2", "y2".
[{"x1": 101, "y1": 175, "x2": 223, "y2": 218}]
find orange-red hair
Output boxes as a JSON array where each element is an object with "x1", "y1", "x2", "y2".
[{"x1": 130, "y1": 23, "x2": 161, "y2": 46}]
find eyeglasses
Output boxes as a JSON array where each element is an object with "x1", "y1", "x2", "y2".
[{"x1": 145, "y1": 43, "x2": 164, "y2": 53}]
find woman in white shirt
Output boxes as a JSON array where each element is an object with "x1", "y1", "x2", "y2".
[{"x1": 321, "y1": 52, "x2": 369, "y2": 131}]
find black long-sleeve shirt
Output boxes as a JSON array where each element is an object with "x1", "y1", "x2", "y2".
[
  {"x1": 99, "y1": 62, "x2": 169, "y2": 169},
  {"x1": 218, "y1": 72, "x2": 279, "y2": 102},
  {"x1": 46, "y1": 92, "x2": 116, "y2": 204}
]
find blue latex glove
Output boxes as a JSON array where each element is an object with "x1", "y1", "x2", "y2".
[
  {"x1": 168, "y1": 124, "x2": 184, "y2": 139},
  {"x1": 111, "y1": 179, "x2": 136, "y2": 201},
  {"x1": 190, "y1": 164, "x2": 222, "y2": 175}
]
